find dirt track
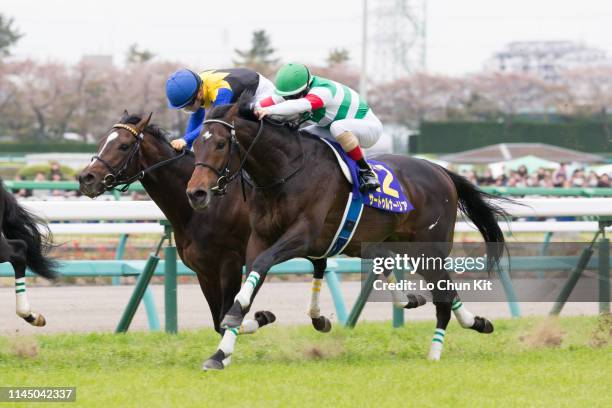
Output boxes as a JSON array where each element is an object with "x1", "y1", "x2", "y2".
[{"x1": 0, "y1": 282, "x2": 600, "y2": 334}]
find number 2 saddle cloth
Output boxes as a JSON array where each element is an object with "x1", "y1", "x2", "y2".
[{"x1": 304, "y1": 133, "x2": 414, "y2": 259}]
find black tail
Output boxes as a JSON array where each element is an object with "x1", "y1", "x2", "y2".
[
  {"x1": 1, "y1": 184, "x2": 58, "y2": 279},
  {"x1": 443, "y1": 168, "x2": 513, "y2": 271}
]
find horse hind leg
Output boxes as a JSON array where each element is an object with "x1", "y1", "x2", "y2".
[
  {"x1": 307, "y1": 258, "x2": 332, "y2": 333},
  {"x1": 421, "y1": 267, "x2": 455, "y2": 361},
  {"x1": 451, "y1": 296, "x2": 494, "y2": 334},
  {"x1": 5, "y1": 239, "x2": 46, "y2": 327}
]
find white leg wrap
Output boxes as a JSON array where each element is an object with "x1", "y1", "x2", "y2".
[
  {"x1": 239, "y1": 319, "x2": 260, "y2": 335},
  {"x1": 15, "y1": 278, "x2": 32, "y2": 318},
  {"x1": 428, "y1": 328, "x2": 445, "y2": 361},
  {"x1": 222, "y1": 355, "x2": 232, "y2": 367},
  {"x1": 452, "y1": 299, "x2": 475, "y2": 328},
  {"x1": 235, "y1": 271, "x2": 261, "y2": 309},
  {"x1": 306, "y1": 278, "x2": 322, "y2": 318},
  {"x1": 219, "y1": 327, "x2": 238, "y2": 356},
  {"x1": 386, "y1": 273, "x2": 408, "y2": 309}
]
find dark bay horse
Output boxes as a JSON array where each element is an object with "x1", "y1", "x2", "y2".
[
  {"x1": 78, "y1": 112, "x2": 276, "y2": 368},
  {"x1": 0, "y1": 181, "x2": 57, "y2": 326},
  {"x1": 186, "y1": 93, "x2": 510, "y2": 369}
]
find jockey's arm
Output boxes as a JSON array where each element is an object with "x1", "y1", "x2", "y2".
[
  {"x1": 183, "y1": 108, "x2": 206, "y2": 148},
  {"x1": 257, "y1": 92, "x2": 327, "y2": 119},
  {"x1": 181, "y1": 88, "x2": 234, "y2": 149}
]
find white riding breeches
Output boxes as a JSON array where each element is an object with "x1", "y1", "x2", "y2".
[{"x1": 303, "y1": 109, "x2": 383, "y2": 149}]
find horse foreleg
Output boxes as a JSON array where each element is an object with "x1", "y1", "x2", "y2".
[
  {"x1": 307, "y1": 258, "x2": 331, "y2": 333},
  {"x1": 6, "y1": 239, "x2": 46, "y2": 327},
  {"x1": 203, "y1": 224, "x2": 310, "y2": 371}
]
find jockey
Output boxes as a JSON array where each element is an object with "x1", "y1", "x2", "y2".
[
  {"x1": 254, "y1": 63, "x2": 381, "y2": 193},
  {"x1": 166, "y1": 68, "x2": 275, "y2": 151}
]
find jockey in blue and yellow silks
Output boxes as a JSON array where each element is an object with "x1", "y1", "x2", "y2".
[{"x1": 166, "y1": 68, "x2": 275, "y2": 151}]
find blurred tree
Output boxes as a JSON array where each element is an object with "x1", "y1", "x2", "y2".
[
  {"x1": 326, "y1": 48, "x2": 350, "y2": 67},
  {"x1": 126, "y1": 43, "x2": 156, "y2": 64},
  {"x1": 0, "y1": 14, "x2": 23, "y2": 57},
  {"x1": 233, "y1": 30, "x2": 279, "y2": 76}
]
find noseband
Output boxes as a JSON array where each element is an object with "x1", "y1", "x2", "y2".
[{"x1": 91, "y1": 123, "x2": 187, "y2": 192}]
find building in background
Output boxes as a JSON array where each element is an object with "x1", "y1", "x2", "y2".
[
  {"x1": 484, "y1": 41, "x2": 610, "y2": 81},
  {"x1": 368, "y1": 0, "x2": 427, "y2": 82}
]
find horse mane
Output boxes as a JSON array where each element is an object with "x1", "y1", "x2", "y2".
[
  {"x1": 120, "y1": 113, "x2": 171, "y2": 143},
  {"x1": 207, "y1": 104, "x2": 235, "y2": 120},
  {"x1": 237, "y1": 90, "x2": 259, "y2": 122}
]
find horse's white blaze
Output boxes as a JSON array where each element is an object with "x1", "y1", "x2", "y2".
[
  {"x1": 89, "y1": 132, "x2": 119, "y2": 166},
  {"x1": 202, "y1": 131, "x2": 212, "y2": 140}
]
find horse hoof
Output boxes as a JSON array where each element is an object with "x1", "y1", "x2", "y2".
[
  {"x1": 254, "y1": 311, "x2": 276, "y2": 327},
  {"x1": 405, "y1": 294, "x2": 427, "y2": 309},
  {"x1": 202, "y1": 349, "x2": 227, "y2": 371},
  {"x1": 311, "y1": 316, "x2": 332, "y2": 333},
  {"x1": 202, "y1": 359, "x2": 225, "y2": 371},
  {"x1": 33, "y1": 314, "x2": 46, "y2": 327},
  {"x1": 25, "y1": 314, "x2": 46, "y2": 327},
  {"x1": 472, "y1": 316, "x2": 494, "y2": 334}
]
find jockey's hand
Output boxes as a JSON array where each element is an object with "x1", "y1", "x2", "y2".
[
  {"x1": 254, "y1": 107, "x2": 269, "y2": 120},
  {"x1": 171, "y1": 138, "x2": 187, "y2": 151}
]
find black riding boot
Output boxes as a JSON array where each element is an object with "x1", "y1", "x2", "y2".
[{"x1": 356, "y1": 158, "x2": 380, "y2": 193}]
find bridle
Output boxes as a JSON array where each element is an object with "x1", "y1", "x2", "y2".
[
  {"x1": 91, "y1": 123, "x2": 187, "y2": 192},
  {"x1": 194, "y1": 118, "x2": 305, "y2": 199}
]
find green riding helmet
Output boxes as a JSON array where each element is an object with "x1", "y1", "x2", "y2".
[{"x1": 274, "y1": 63, "x2": 313, "y2": 96}]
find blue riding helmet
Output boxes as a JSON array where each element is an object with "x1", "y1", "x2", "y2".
[{"x1": 166, "y1": 69, "x2": 202, "y2": 109}]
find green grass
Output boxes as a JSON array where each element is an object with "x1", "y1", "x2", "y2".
[{"x1": 1, "y1": 316, "x2": 610, "y2": 407}]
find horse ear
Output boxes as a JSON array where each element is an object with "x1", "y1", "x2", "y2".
[
  {"x1": 123, "y1": 109, "x2": 129, "y2": 116},
  {"x1": 137, "y1": 112, "x2": 153, "y2": 131}
]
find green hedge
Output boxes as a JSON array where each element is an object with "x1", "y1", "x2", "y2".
[
  {"x1": 0, "y1": 142, "x2": 98, "y2": 153},
  {"x1": 417, "y1": 120, "x2": 611, "y2": 154}
]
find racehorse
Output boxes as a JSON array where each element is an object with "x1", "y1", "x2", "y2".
[
  {"x1": 0, "y1": 180, "x2": 57, "y2": 326},
  {"x1": 186, "y1": 92, "x2": 510, "y2": 369},
  {"x1": 78, "y1": 112, "x2": 281, "y2": 368}
]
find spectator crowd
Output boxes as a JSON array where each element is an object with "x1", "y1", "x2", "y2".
[{"x1": 461, "y1": 164, "x2": 610, "y2": 188}]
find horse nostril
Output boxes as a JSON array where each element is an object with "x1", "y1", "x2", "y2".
[
  {"x1": 187, "y1": 188, "x2": 207, "y2": 204},
  {"x1": 81, "y1": 173, "x2": 95, "y2": 184}
]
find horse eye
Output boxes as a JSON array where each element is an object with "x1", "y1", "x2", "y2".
[
  {"x1": 119, "y1": 144, "x2": 130, "y2": 151},
  {"x1": 216, "y1": 142, "x2": 225, "y2": 150}
]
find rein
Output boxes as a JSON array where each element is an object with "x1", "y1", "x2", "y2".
[
  {"x1": 91, "y1": 123, "x2": 187, "y2": 192},
  {"x1": 194, "y1": 118, "x2": 305, "y2": 199}
]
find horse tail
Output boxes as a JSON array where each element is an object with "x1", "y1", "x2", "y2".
[
  {"x1": 1, "y1": 184, "x2": 58, "y2": 279},
  {"x1": 442, "y1": 168, "x2": 513, "y2": 271}
]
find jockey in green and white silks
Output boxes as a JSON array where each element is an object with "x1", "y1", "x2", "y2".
[{"x1": 254, "y1": 63, "x2": 381, "y2": 193}]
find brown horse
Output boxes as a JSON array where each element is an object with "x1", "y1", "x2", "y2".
[
  {"x1": 186, "y1": 93, "x2": 510, "y2": 369},
  {"x1": 0, "y1": 180, "x2": 57, "y2": 326},
  {"x1": 78, "y1": 112, "x2": 277, "y2": 367}
]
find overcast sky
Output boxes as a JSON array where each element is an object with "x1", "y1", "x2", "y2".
[{"x1": 4, "y1": 0, "x2": 612, "y2": 75}]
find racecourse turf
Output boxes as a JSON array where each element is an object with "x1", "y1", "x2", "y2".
[{"x1": 0, "y1": 315, "x2": 610, "y2": 407}]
